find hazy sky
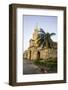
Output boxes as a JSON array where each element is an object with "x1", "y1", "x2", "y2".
[{"x1": 23, "y1": 15, "x2": 57, "y2": 51}]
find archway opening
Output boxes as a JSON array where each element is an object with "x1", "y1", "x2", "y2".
[
  {"x1": 29, "y1": 50, "x2": 31, "y2": 60},
  {"x1": 37, "y1": 51, "x2": 40, "y2": 60}
]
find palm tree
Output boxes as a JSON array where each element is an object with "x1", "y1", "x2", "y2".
[
  {"x1": 36, "y1": 28, "x2": 56, "y2": 48},
  {"x1": 45, "y1": 32, "x2": 56, "y2": 48}
]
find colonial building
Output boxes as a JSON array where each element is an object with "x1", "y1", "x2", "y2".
[{"x1": 23, "y1": 26, "x2": 57, "y2": 60}]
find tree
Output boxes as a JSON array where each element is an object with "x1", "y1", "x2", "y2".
[{"x1": 36, "y1": 28, "x2": 56, "y2": 48}]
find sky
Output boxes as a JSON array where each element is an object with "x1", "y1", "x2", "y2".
[{"x1": 23, "y1": 15, "x2": 57, "y2": 51}]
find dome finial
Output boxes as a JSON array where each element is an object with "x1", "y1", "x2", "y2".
[
  {"x1": 46, "y1": 25, "x2": 48, "y2": 33},
  {"x1": 35, "y1": 23, "x2": 40, "y2": 31}
]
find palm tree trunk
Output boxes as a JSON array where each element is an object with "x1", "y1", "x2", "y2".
[{"x1": 46, "y1": 40, "x2": 49, "y2": 48}]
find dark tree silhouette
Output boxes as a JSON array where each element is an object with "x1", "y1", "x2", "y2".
[{"x1": 36, "y1": 28, "x2": 56, "y2": 48}]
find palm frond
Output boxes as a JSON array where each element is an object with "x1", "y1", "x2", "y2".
[
  {"x1": 34, "y1": 27, "x2": 56, "y2": 48},
  {"x1": 50, "y1": 33, "x2": 56, "y2": 36},
  {"x1": 40, "y1": 28, "x2": 46, "y2": 34}
]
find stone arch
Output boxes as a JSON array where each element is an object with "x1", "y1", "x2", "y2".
[
  {"x1": 37, "y1": 51, "x2": 40, "y2": 60},
  {"x1": 29, "y1": 50, "x2": 31, "y2": 60}
]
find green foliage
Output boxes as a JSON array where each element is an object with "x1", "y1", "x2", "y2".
[
  {"x1": 36, "y1": 28, "x2": 56, "y2": 48},
  {"x1": 33, "y1": 58, "x2": 57, "y2": 72}
]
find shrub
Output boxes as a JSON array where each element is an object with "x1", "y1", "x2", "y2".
[{"x1": 33, "y1": 58, "x2": 57, "y2": 72}]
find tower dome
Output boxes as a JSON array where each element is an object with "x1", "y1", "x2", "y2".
[
  {"x1": 33, "y1": 24, "x2": 40, "y2": 40},
  {"x1": 34, "y1": 24, "x2": 40, "y2": 31}
]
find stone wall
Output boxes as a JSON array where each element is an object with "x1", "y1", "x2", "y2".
[
  {"x1": 23, "y1": 47, "x2": 57, "y2": 60},
  {"x1": 40, "y1": 48, "x2": 57, "y2": 60}
]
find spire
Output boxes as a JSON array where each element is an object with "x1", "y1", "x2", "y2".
[
  {"x1": 46, "y1": 25, "x2": 48, "y2": 33},
  {"x1": 35, "y1": 23, "x2": 40, "y2": 31}
]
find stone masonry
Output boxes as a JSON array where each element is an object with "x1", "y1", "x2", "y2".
[{"x1": 23, "y1": 26, "x2": 57, "y2": 60}]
